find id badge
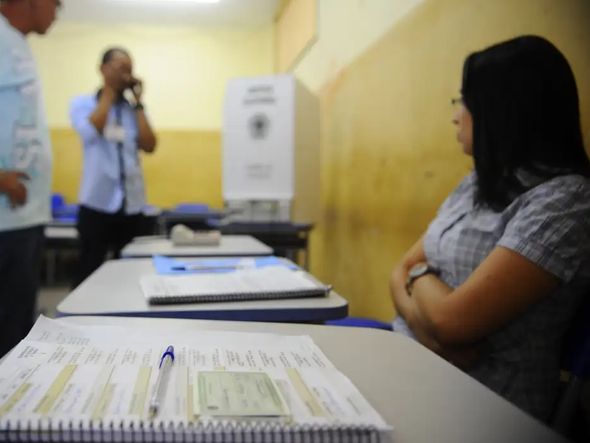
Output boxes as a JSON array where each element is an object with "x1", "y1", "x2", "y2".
[{"x1": 104, "y1": 124, "x2": 126, "y2": 143}]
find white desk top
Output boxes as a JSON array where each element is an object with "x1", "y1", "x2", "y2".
[
  {"x1": 121, "y1": 235, "x2": 273, "y2": 257},
  {"x1": 57, "y1": 259, "x2": 348, "y2": 322},
  {"x1": 44, "y1": 225, "x2": 78, "y2": 240},
  {"x1": 55, "y1": 316, "x2": 565, "y2": 443}
]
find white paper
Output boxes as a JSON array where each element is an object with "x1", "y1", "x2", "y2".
[
  {"x1": 140, "y1": 265, "x2": 324, "y2": 300},
  {"x1": 0, "y1": 317, "x2": 390, "y2": 438}
]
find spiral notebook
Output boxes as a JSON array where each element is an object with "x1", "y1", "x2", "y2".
[
  {"x1": 0, "y1": 317, "x2": 391, "y2": 442},
  {"x1": 140, "y1": 265, "x2": 331, "y2": 305}
]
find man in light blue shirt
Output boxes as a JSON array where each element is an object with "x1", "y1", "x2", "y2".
[
  {"x1": 70, "y1": 47, "x2": 157, "y2": 287},
  {"x1": 0, "y1": 0, "x2": 59, "y2": 357}
]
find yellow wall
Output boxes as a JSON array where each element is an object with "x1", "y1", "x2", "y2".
[
  {"x1": 281, "y1": 0, "x2": 590, "y2": 320},
  {"x1": 50, "y1": 129, "x2": 223, "y2": 207},
  {"x1": 30, "y1": 22, "x2": 274, "y2": 205},
  {"x1": 30, "y1": 22, "x2": 274, "y2": 129}
]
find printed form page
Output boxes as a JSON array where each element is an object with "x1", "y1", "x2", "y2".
[{"x1": 0, "y1": 317, "x2": 389, "y2": 434}]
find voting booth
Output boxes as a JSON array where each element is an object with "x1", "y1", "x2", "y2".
[{"x1": 222, "y1": 74, "x2": 319, "y2": 223}]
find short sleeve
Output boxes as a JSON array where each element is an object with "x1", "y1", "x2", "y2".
[
  {"x1": 497, "y1": 175, "x2": 590, "y2": 282},
  {"x1": 69, "y1": 96, "x2": 101, "y2": 144}
]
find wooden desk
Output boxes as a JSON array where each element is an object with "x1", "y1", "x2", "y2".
[
  {"x1": 120, "y1": 235, "x2": 273, "y2": 258},
  {"x1": 44, "y1": 225, "x2": 78, "y2": 240},
  {"x1": 57, "y1": 259, "x2": 348, "y2": 322},
  {"x1": 56, "y1": 316, "x2": 566, "y2": 443}
]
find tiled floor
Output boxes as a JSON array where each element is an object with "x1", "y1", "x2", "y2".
[{"x1": 37, "y1": 247, "x2": 77, "y2": 318}]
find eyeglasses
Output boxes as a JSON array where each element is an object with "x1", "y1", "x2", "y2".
[{"x1": 451, "y1": 97, "x2": 464, "y2": 106}]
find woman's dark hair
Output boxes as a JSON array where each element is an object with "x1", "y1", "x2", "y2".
[
  {"x1": 101, "y1": 47, "x2": 130, "y2": 66},
  {"x1": 461, "y1": 35, "x2": 590, "y2": 210}
]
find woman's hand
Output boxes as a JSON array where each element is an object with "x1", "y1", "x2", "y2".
[
  {"x1": 390, "y1": 235, "x2": 484, "y2": 368},
  {"x1": 411, "y1": 247, "x2": 558, "y2": 346}
]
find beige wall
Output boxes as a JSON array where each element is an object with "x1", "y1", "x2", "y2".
[
  {"x1": 292, "y1": 0, "x2": 424, "y2": 92},
  {"x1": 275, "y1": 0, "x2": 317, "y2": 72},
  {"x1": 278, "y1": 0, "x2": 590, "y2": 320}
]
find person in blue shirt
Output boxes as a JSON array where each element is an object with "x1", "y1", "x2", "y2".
[
  {"x1": 0, "y1": 0, "x2": 60, "y2": 357},
  {"x1": 70, "y1": 47, "x2": 157, "y2": 287}
]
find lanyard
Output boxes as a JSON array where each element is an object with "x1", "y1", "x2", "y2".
[{"x1": 115, "y1": 104, "x2": 126, "y2": 213}]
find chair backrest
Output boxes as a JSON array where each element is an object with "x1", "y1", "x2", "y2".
[
  {"x1": 561, "y1": 295, "x2": 590, "y2": 378},
  {"x1": 551, "y1": 294, "x2": 590, "y2": 435},
  {"x1": 50, "y1": 193, "x2": 65, "y2": 214}
]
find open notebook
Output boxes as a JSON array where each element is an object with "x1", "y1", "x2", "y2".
[
  {"x1": 140, "y1": 265, "x2": 331, "y2": 305},
  {"x1": 0, "y1": 317, "x2": 391, "y2": 442}
]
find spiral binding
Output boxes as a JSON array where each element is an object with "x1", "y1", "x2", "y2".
[
  {"x1": 0, "y1": 419, "x2": 381, "y2": 442},
  {"x1": 148, "y1": 286, "x2": 331, "y2": 305}
]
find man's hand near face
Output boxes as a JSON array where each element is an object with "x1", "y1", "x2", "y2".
[{"x1": 128, "y1": 77, "x2": 143, "y2": 105}]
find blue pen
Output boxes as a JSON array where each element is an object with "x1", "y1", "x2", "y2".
[
  {"x1": 149, "y1": 345, "x2": 175, "y2": 418},
  {"x1": 171, "y1": 264, "x2": 242, "y2": 272}
]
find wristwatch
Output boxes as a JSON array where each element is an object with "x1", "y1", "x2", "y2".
[{"x1": 405, "y1": 263, "x2": 439, "y2": 296}]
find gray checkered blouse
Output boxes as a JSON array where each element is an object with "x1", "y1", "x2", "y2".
[{"x1": 423, "y1": 171, "x2": 590, "y2": 421}]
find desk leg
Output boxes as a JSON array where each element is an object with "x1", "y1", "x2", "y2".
[
  {"x1": 303, "y1": 234, "x2": 310, "y2": 270},
  {"x1": 45, "y1": 249, "x2": 56, "y2": 286},
  {"x1": 157, "y1": 218, "x2": 166, "y2": 235}
]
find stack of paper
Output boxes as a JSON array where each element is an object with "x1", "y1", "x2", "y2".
[{"x1": 0, "y1": 317, "x2": 391, "y2": 442}]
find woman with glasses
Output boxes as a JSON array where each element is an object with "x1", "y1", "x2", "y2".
[{"x1": 390, "y1": 35, "x2": 590, "y2": 421}]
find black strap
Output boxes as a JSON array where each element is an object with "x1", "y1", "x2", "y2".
[{"x1": 115, "y1": 105, "x2": 127, "y2": 213}]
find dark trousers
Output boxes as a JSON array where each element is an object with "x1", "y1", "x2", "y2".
[
  {"x1": 0, "y1": 225, "x2": 44, "y2": 357},
  {"x1": 73, "y1": 205, "x2": 144, "y2": 288}
]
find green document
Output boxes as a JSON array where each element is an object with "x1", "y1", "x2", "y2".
[{"x1": 196, "y1": 371, "x2": 289, "y2": 418}]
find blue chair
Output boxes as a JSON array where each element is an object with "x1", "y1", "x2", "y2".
[
  {"x1": 50, "y1": 193, "x2": 65, "y2": 217},
  {"x1": 55, "y1": 204, "x2": 79, "y2": 223},
  {"x1": 50, "y1": 193, "x2": 78, "y2": 223},
  {"x1": 174, "y1": 203, "x2": 210, "y2": 214},
  {"x1": 552, "y1": 296, "x2": 590, "y2": 437},
  {"x1": 325, "y1": 317, "x2": 393, "y2": 330}
]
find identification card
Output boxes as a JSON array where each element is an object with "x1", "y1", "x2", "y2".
[
  {"x1": 195, "y1": 371, "x2": 289, "y2": 418},
  {"x1": 104, "y1": 124, "x2": 126, "y2": 143}
]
